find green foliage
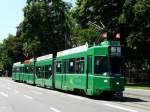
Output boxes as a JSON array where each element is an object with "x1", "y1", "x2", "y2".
[
  {"x1": 0, "y1": 0, "x2": 72, "y2": 75},
  {"x1": 0, "y1": 34, "x2": 24, "y2": 73},
  {"x1": 70, "y1": 0, "x2": 126, "y2": 47},
  {"x1": 71, "y1": 25, "x2": 99, "y2": 46},
  {"x1": 71, "y1": 0, "x2": 150, "y2": 60},
  {"x1": 19, "y1": 0, "x2": 71, "y2": 58},
  {"x1": 119, "y1": 0, "x2": 150, "y2": 60},
  {"x1": 72, "y1": 0, "x2": 125, "y2": 30},
  {"x1": 0, "y1": 43, "x2": 4, "y2": 70},
  {"x1": 3, "y1": 35, "x2": 24, "y2": 62}
]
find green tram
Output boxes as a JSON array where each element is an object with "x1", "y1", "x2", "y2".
[
  {"x1": 35, "y1": 54, "x2": 53, "y2": 87},
  {"x1": 12, "y1": 62, "x2": 24, "y2": 81},
  {"x1": 12, "y1": 40, "x2": 124, "y2": 96}
]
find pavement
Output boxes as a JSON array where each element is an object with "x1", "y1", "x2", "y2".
[
  {"x1": 124, "y1": 88, "x2": 150, "y2": 97},
  {"x1": 0, "y1": 77, "x2": 150, "y2": 112}
]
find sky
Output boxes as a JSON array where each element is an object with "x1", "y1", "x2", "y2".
[
  {"x1": 0, "y1": 0, "x2": 75, "y2": 43},
  {"x1": 0, "y1": 0, "x2": 26, "y2": 42}
]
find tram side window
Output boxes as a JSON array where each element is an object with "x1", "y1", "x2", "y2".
[
  {"x1": 48, "y1": 65, "x2": 52, "y2": 75},
  {"x1": 15, "y1": 67, "x2": 17, "y2": 73},
  {"x1": 45, "y1": 65, "x2": 49, "y2": 78},
  {"x1": 75, "y1": 57, "x2": 84, "y2": 74},
  {"x1": 65, "y1": 60, "x2": 69, "y2": 73},
  {"x1": 15, "y1": 68, "x2": 17, "y2": 73},
  {"x1": 69, "y1": 59, "x2": 75, "y2": 73},
  {"x1": 20, "y1": 67, "x2": 22, "y2": 73},
  {"x1": 62, "y1": 60, "x2": 66, "y2": 73},
  {"x1": 30, "y1": 66, "x2": 34, "y2": 74},
  {"x1": 40, "y1": 66, "x2": 45, "y2": 78},
  {"x1": 36, "y1": 66, "x2": 41, "y2": 78},
  {"x1": 56, "y1": 61, "x2": 62, "y2": 73},
  {"x1": 22, "y1": 67, "x2": 25, "y2": 73},
  {"x1": 25, "y1": 66, "x2": 30, "y2": 73},
  {"x1": 20, "y1": 67, "x2": 21, "y2": 73},
  {"x1": 28, "y1": 66, "x2": 31, "y2": 73},
  {"x1": 45, "y1": 65, "x2": 52, "y2": 79},
  {"x1": 94, "y1": 56, "x2": 108, "y2": 75},
  {"x1": 16, "y1": 67, "x2": 20, "y2": 73},
  {"x1": 25, "y1": 67, "x2": 27, "y2": 73}
]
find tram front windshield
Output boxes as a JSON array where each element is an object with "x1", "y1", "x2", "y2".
[
  {"x1": 94, "y1": 56, "x2": 122, "y2": 75},
  {"x1": 110, "y1": 57, "x2": 122, "y2": 74},
  {"x1": 94, "y1": 56, "x2": 109, "y2": 75}
]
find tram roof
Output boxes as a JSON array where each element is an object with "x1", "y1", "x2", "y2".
[{"x1": 57, "y1": 44, "x2": 88, "y2": 57}]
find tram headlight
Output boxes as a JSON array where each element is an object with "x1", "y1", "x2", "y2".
[
  {"x1": 102, "y1": 72, "x2": 108, "y2": 76},
  {"x1": 116, "y1": 82, "x2": 120, "y2": 85},
  {"x1": 104, "y1": 79, "x2": 108, "y2": 83}
]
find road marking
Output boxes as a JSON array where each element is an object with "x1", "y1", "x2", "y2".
[
  {"x1": 7, "y1": 83, "x2": 12, "y2": 85},
  {"x1": 23, "y1": 95, "x2": 33, "y2": 100},
  {"x1": 30, "y1": 90, "x2": 42, "y2": 95},
  {"x1": 67, "y1": 94, "x2": 84, "y2": 100},
  {"x1": 50, "y1": 107, "x2": 61, "y2": 112},
  {"x1": 49, "y1": 91, "x2": 59, "y2": 94},
  {"x1": 14, "y1": 89, "x2": 19, "y2": 94},
  {"x1": 104, "y1": 103, "x2": 138, "y2": 112},
  {"x1": 49, "y1": 90, "x2": 84, "y2": 100},
  {"x1": 7, "y1": 87, "x2": 11, "y2": 90},
  {"x1": 0, "y1": 92, "x2": 8, "y2": 97}
]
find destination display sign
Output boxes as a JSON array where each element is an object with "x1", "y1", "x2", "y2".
[{"x1": 110, "y1": 46, "x2": 121, "y2": 56}]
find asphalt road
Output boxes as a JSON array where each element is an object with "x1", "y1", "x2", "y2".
[
  {"x1": 124, "y1": 88, "x2": 150, "y2": 97},
  {"x1": 0, "y1": 77, "x2": 149, "y2": 112}
]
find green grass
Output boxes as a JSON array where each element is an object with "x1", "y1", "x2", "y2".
[{"x1": 126, "y1": 84, "x2": 150, "y2": 90}]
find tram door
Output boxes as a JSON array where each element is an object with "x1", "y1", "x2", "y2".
[
  {"x1": 61, "y1": 59, "x2": 67, "y2": 89},
  {"x1": 86, "y1": 55, "x2": 92, "y2": 90},
  {"x1": 53, "y1": 59, "x2": 56, "y2": 89}
]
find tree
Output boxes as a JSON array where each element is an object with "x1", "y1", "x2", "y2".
[
  {"x1": 0, "y1": 43, "x2": 4, "y2": 70},
  {"x1": 71, "y1": 0, "x2": 126, "y2": 46},
  {"x1": 71, "y1": 24, "x2": 99, "y2": 46},
  {"x1": 72, "y1": 0, "x2": 125, "y2": 29},
  {"x1": 19, "y1": 0, "x2": 71, "y2": 58},
  {"x1": 0, "y1": 35, "x2": 25, "y2": 76}
]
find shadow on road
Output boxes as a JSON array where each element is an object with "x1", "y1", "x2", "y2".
[
  {"x1": 87, "y1": 95, "x2": 148, "y2": 103},
  {"x1": 116, "y1": 96, "x2": 148, "y2": 102},
  {"x1": 52, "y1": 89, "x2": 148, "y2": 103}
]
